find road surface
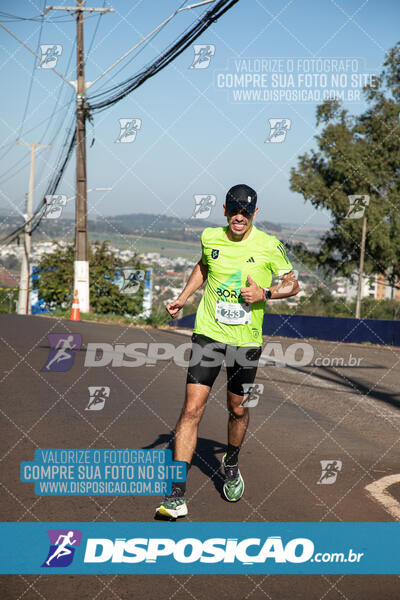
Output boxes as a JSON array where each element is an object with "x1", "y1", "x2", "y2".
[{"x1": 1, "y1": 314, "x2": 399, "y2": 599}]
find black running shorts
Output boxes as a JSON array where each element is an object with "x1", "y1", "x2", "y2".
[{"x1": 186, "y1": 333, "x2": 262, "y2": 396}]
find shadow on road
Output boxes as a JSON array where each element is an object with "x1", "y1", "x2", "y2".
[
  {"x1": 278, "y1": 365, "x2": 400, "y2": 413},
  {"x1": 143, "y1": 432, "x2": 227, "y2": 494}
]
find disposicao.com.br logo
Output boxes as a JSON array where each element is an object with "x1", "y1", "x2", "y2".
[
  {"x1": 0, "y1": 522, "x2": 385, "y2": 574},
  {"x1": 83, "y1": 536, "x2": 363, "y2": 566}
]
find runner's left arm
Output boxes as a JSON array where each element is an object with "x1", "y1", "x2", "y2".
[
  {"x1": 241, "y1": 237, "x2": 300, "y2": 303},
  {"x1": 268, "y1": 270, "x2": 300, "y2": 299},
  {"x1": 267, "y1": 238, "x2": 299, "y2": 298},
  {"x1": 240, "y1": 271, "x2": 300, "y2": 303}
]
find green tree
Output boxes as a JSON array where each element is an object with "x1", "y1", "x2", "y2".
[
  {"x1": 290, "y1": 43, "x2": 400, "y2": 287},
  {"x1": 0, "y1": 287, "x2": 18, "y2": 313},
  {"x1": 34, "y1": 241, "x2": 145, "y2": 315}
]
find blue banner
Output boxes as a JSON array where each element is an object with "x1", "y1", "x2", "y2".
[
  {"x1": 0, "y1": 522, "x2": 399, "y2": 574},
  {"x1": 20, "y1": 449, "x2": 185, "y2": 496},
  {"x1": 171, "y1": 313, "x2": 400, "y2": 347}
]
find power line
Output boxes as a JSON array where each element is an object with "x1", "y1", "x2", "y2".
[
  {"x1": 0, "y1": 94, "x2": 73, "y2": 160},
  {"x1": 86, "y1": 0, "x2": 106, "y2": 58},
  {"x1": 39, "y1": 40, "x2": 76, "y2": 144},
  {"x1": 88, "y1": 0, "x2": 239, "y2": 111},
  {"x1": 0, "y1": 106, "x2": 73, "y2": 187},
  {"x1": 35, "y1": 42, "x2": 76, "y2": 185},
  {"x1": 0, "y1": 10, "x2": 74, "y2": 23},
  {"x1": 93, "y1": 0, "x2": 189, "y2": 94},
  {"x1": 16, "y1": 0, "x2": 46, "y2": 142},
  {"x1": 0, "y1": 122, "x2": 76, "y2": 246}
]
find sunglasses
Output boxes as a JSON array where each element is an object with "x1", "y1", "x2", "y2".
[{"x1": 228, "y1": 208, "x2": 252, "y2": 218}]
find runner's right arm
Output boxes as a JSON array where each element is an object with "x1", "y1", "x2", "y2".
[{"x1": 166, "y1": 259, "x2": 208, "y2": 318}]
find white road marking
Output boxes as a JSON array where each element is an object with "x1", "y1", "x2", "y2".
[{"x1": 365, "y1": 474, "x2": 400, "y2": 520}]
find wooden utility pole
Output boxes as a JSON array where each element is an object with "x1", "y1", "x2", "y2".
[
  {"x1": 15, "y1": 141, "x2": 50, "y2": 315},
  {"x1": 44, "y1": 2, "x2": 113, "y2": 313},
  {"x1": 75, "y1": 0, "x2": 89, "y2": 312}
]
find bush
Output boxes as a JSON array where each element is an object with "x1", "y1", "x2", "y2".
[
  {"x1": 34, "y1": 241, "x2": 145, "y2": 315},
  {"x1": 0, "y1": 288, "x2": 18, "y2": 313}
]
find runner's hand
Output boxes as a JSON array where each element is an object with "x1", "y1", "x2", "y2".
[
  {"x1": 240, "y1": 275, "x2": 265, "y2": 304},
  {"x1": 166, "y1": 298, "x2": 185, "y2": 318}
]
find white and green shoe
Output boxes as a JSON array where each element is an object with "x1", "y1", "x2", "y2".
[
  {"x1": 155, "y1": 489, "x2": 188, "y2": 519},
  {"x1": 222, "y1": 453, "x2": 244, "y2": 502}
]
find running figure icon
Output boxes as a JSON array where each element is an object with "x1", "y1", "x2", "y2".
[
  {"x1": 86, "y1": 386, "x2": 110, "y2": 411},
  {"x1": 41, "y1": 333, "x2": 82, "y2": 373},
  {"x1": 45, "y1": 531, "x2": 77, "y2": 566},
  {"x1": 317, "y1": 460, "x2": 343, "y2": 484},
  {"x1": 45, "y1": 335, "x2": 76, "y2": 371}
]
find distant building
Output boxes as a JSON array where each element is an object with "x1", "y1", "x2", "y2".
[
  {"x1": 375, "y1": 274, "x2": 400, "y2": 301},
  {"x1": 0, "y1": 268, "x2": 19, "y2": 288},
  {"x1": 331, "y1": 274, "x2": 400, "y2": 301}
]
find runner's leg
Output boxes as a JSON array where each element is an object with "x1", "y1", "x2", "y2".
[
  {"x1": 173, "y1": 383, "x2": 210, "y2": 464},
  {"x1": 225, "y1": 345, "x2": 261, "y2": 456},
  {"x1": 221, "y1": 346, "x2": 261, "y2": 502},
  {"x1": 221, "y1": 393, "x2": 248, "y2": 502},
  {"x1": 176, "y1": 333, "x2": 225, "y2": 465},
  {"x1": 226, "y1": 390, "x2": 249, "y2": 449},
  {"x1": 155, "y1": 335, "x2": 223, "y2": 517}
]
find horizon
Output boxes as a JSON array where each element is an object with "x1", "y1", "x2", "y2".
[{"x1": 0, "y1": 208, "x2": 330, "y2": 230}]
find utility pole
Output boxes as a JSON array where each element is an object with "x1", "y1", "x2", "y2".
[
  {"x1": 75, "y1": 0, "x2": 89, "y2": 313},
  {"x1": 15, "y1": 141, "x2": 50, "y2": 315},
  {"x1": 43, "y1": 2, "x2": 114, "y2": 313},
  {"x1": 355, "y1": 213, "x2": 367, "y2": 319}
]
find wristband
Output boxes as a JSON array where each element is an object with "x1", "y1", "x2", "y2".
[{"x1": 263, "y1": 288, "x2": 272, "y2": 300}]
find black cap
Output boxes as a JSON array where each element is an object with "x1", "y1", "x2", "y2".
[{"x1": 225, "y1": 184, "x2": 257, "y2": 214}]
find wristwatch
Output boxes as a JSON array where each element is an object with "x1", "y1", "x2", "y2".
[{"x1": 263, "y1": 288, "x2": 272, "y2": 300}]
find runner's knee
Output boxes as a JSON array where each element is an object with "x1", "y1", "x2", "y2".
[
  {"x1": 228, "y1": 402, "x2": 247, "y2": 418},
  {"x1": 181, "y1": 402, "x2": 205, "y2": 423}
]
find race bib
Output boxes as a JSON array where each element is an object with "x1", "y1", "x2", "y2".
[{"x1": 215, "y1": 301, "x2": 251, "y2": 325}]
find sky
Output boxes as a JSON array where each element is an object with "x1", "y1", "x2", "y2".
[{"x1": 0, "y1": 0, "x2": 399, "y2": 228}]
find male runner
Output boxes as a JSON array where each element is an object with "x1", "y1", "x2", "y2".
[{"x1": 155, "y1": 184, "x2": 299, "y2": 519}]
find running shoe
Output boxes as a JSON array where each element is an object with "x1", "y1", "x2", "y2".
[
  {"x1": 155, "y1": 487, "x2": 188, "y2": 519},
  {"x1": 222, "y1": 453, "x2": 244, "y2": 502}
]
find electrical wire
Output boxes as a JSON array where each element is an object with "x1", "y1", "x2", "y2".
[
  {"x1": 35, "y1": 95, "x2": 75, "y2": 192},
  {"x1": 30, "y1": 128, "x2": 76, "y2": 236},
  {"x1": 0, "y1": 99, "x2": 74, "y2": 187},
  {"x1": 0, "y1": 38, "x2": 75, "y2": 188},
  {"x1": 0, "y1": 123, "x2": 76, "y2": 245},
  {"x1": 16, "y1": 0, "x2": 46, "y2": 142},
  {"x1": 0, "y1": 94, "x2": 71, "y2": 159},
  {"x1": 39, "y1": 40, "x2": 75, "y2": 144},
  {"x1": 0, "y1": 10, "x2": 74, "y2": 23},
  {"x1": 0, "y1": 9, "x2": 73, "y2": 165},
  {"x1": 86, "y1": 0, "x2": 106, "y2": 59},
  {"x1": 93, "y1": 0, "x2": 189, "y2": 94},
  {"x1": 88, "y1": 0, "x2": 239, "y2": 112},
  {"x1": 34, "y1": 40, "x2": 76, "y2": 186}
]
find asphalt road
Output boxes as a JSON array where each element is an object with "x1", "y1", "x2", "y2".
[{"x1": 1, "y1": 314, "x2": 400, "y2": 599}]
